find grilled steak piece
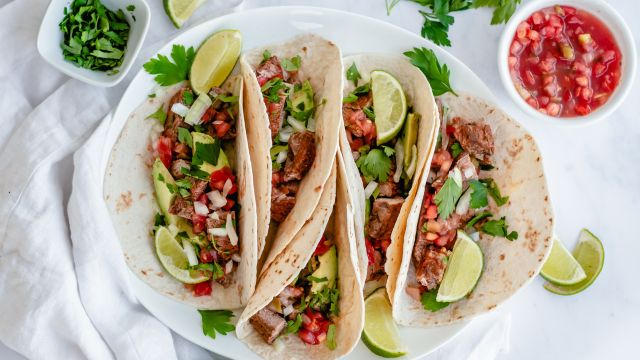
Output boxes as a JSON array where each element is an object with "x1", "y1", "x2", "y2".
[
  {"x1": 277, "y1": 286, "x2": 304, "y2": 308},
  {"x1": 255, "y1": 56, "x2": 284, "y2": 87},
  {"x1": 413, "y1": 231, "x2": 430, "y2": 265},
  {"x1": 367, "y1": 197, "x2": 404, "y2": 240},
  {"x1": 170, "y1": 159, "x2": 190, "y2": 180},
  {"x1": 451, "y1": 118, "x2": 494, "y2": 163},
  {"x1": 366, "y1": 249, "x2": 385, "y2": 281},
  {"x1": 454, "y1": 152, "x2": 479, "y2": 183},
  {"x1": 216, "y1": 274, "x2": 233, "y2": 288},
  {"x1": 168, "y1": 196, "x2": 194, "y2": 221},
  {"x1": 213, "y1": 235, "x2": 238, "y2": 262},
  {"x1": 271, "y1": 189, "x2": 296, "y2": 223},
  {"x1": 173, "y1": 143, "x2": 191, "y2": 160},
  {"x1": 163, "y1": 88, "x2": 188, "y2": 143},
  {"x1": 378, "y1": 174, "x2": 399, "y2": 197},
  {"x1": 205, "y1": 211, "x2": 229, "y2": 230},
  {"x1": 266, "y1": 94, "x2": 287, "y2": 140},
  {"x1": 415, "y1": 247, "x2": 448, "y2": 291},
  {"x1": 190, "y1": 179, "x2": 208, "y2": 200},
  {"x1": 283, "y1": 131, "x2": 316, "y2": 182},
  {"x1": 250, "y1": 308, "x2": 287, "y2": 344}
]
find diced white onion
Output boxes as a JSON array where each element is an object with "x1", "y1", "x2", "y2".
[
  {"x1": 276, "y1": 150, "x2": 288, "y2": 164},
  {"x1": 208, "y1": 227, "x2": 228, "y2": 237},
  {"x1": 283, "y1": 304, "x2": 294, "y2": 317},
  {"x1": 225, "y1": 261, "x2": 233, "y2": 274},
  {"x1": 440, "y1": 104, "x2": 450, "y2": 150},
  {"x1": 167, "y1": 224, "x2": 180, "y2": 237},
  {"x1": 405, "y1": 145, "x2": 418, "y2": 179},
  {"x1": 427, "y1": 170, "x2": 436, "y2": 183},
  {"x1": 470, "y1": 231, "x2": 480, "y2": 242},
  {"x1": 449, "y1": 167, "x2": 463, "y2": 187},
  {"x1": 171, "y1": 103, "x2": 189, "y2": 117},
  {"x1": 182, "y1": 239, "x2": 198, "y2": 266},
  {"x1": 209, "y1": 211, "x2": 220, "y2": 221},
  {"x1": 306, "y1": 117, "x2": 316, "y2": 132},
  {"x1": 273, "y1": 338, "x2": 285, "y2": 352},
  {"x1": 352, "y1": 151, "x2": 360, "y2": 161},
  {"x1": 185, "y1": 93, "x2": 212, "y2": 125},
  {"x1": 463, "y1": 164, "x2": 476, "y2": 180},
  {"x1": 455, "y1": 188, "x2": 472, "y2": 215},
  {"x1": 279, "y1": 126, "x2": 293, "y2": 142},
  {"x1": 206, "y1": 190, "x2": 227, "y2": 209},
  {"x1": 194, "y1": 201, "x2": 209, "y2": 216},
  {"x1": 226, "y1": 212, "x2": 238, "y2": 246},
  {"x1": 394, "y1": 140, "x2": 404, "y2": 183},
  {"x1": 364, "y1": 181, "x2": 378, "y2": 199},
  {"x1": 231, "y1": 253, "x2": 241, "y2": 262},
  {"x1": 222, "y1": 179, "x2": 233, "y2": 198},
  {"x1": 287, "y1": 116, "x2": 306, "y2": 132}
]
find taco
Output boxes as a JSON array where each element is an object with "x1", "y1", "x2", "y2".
[
  {"x1": 338, "y1": 54, "x2": 439, "y2": 293},
  {"x1": 240, "y1": 34, "x2": 342, "y2": 271},
  {"x1": 389, "y1": 93, "x2": 554, "y2": 326},
  {"x1": 104, "y1": 75, "x2": 258, "y2": 309},
  {"x1": 236, "y1": 160, "x2": 364, "y2": 359}
]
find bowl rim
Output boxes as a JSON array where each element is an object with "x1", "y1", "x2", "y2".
[
  {"x1": 497, "y1": 0, "x2": 637, "y2": 127},
  {"x1": 36, "y1": 0, "x2": 151, "y2": 87}
]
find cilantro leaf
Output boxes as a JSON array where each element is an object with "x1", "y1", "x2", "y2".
[
  {"x1": 469, "y1": 180, "x2": 488, "y2": 209},
  {"x1": 404, "y1": 47, "x2": 457, "y2": 96},
  {"x1": 261, "y1": 78, "x2": 288, "y2": 103},
  {"x1": 481, "y1": 216, "x2": 518, "y2": 240},
  {"x1": 262, "y1": 50, "x2": 271, "y2": 62},
  {"x1": 307, "y1": 275, "x2": 328, "y2": 283},
  {"x1": 467, "y1": 211, "x2": 492, "y2": 228},
  {"x1": 281, "y1": 55, "x2": 301, "y2": 71},
  {"x1": 308, "y1": 286, "x2": 340, "y2": 317},
  {"x1": 357, "y1": 148, "x2": 393, "y2": 182},
  {"x1": 472, "y1": 0, "x2": 521, "y2": 24},
  {"x1": 363, "y1": 106, "x2": 376, "y2": 120},
  {"x1": 433, "y1": 168, "x2": 462, "y2": 219},
  {"x1": 198, "y1": 310, "x2": 235, "y2": 340},
  {"x1": 326, "y1": 324, "x2": 337, "y2": 350},
  {"x1": 382, "y1": 145, "x2": 395, "y2": 157},
  {"x1": 421, "y1": 289, "x2": 449, "y2": 311},
  {"x1": 181, "y1": 165, "x2": 210, "y2": 180},
  {"x1": 286, "y1": 314, "x2": 303, "y2": 333},
  {"x1": 182, "y1": 91, "x2": 194, "y2": 106},
  {"x1": 480, "y1": 178, "x2": 509, "y2": 206},
  {"x1": 342, "y1": 94, "x2": 358, "y2": 103},
  {"x1": 126, "y1": 5, "x2": 135, "y2": 11},
  {"x1": 420, "y1": 10, "x2": 454, "y2": 47},
  {"x1": 146, "y1": 106, "x2": 166, "y2": 125},
  {"x1": 192, "y1": 141, "x2": 220, "y2": 167},
  {"x1": 143, "y1": 44, "x2": 195, "y2": 86},
  {"x1": 346, "y1": 62, "x2": 362, "y2": 86},
  {"x1": 177, "y1": 127, "x2": 192, "y2": 146},
  {"x1": 450, "y1": 142, "x2": 463, "y2": 158}
]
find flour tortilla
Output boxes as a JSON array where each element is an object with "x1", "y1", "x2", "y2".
[
  {"x1": 338, "y1": 54, "x2": 439, "y2": 294},
  {"x1": 236, "y1": 161, "x2": 364, "y2": 359},
  {"x1": 240, "y1": 34, "x2": 342, "y2": 272},
  {"x1": 390, "y1": 93, "x2": 554, "y2": 326},
  {"x1": 104, "y1": 76, "x2": 259, "y2": 309}
]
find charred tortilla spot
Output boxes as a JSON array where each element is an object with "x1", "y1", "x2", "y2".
[
  {"x1": 138, "y1": 193, "x2": 147, "y2": 199},
  {"x1": 499, "y1": 254, "x2": 505, "y2": 261},
  {"x1": 141, "y1": 270, "x2": 147, "y2": 275},
  {"x1": 116, "y1": 191, "x2": 133, "y2": 212},
  {"x1": 528, "y1": 270, "x2": 535, "y2": 277},
  {"x1": 487, "y1": 304, "x2": 496, "y2": 310},
  {"x1": 315, "y1": 185, "x2": 322, "y2": 192}
]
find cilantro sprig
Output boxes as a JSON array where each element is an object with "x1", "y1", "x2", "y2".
[
  {"x1": 143, "y1": 44, "x2": 195, "y2": 86},
  {"x1": 433, "y1": 168, "x2": 462, "y2": 220},
  {"x1": 346, "y1": 62, "x2": 362, "y2": 86},
  {"x1": 198, "y1": 310, "x2": 235, "y2": 339},
  {"x1": 356, "y1": 148, "x2": 393, "y2": 183},
  {"x1": 481, "y1": 216, "x2": 518, "y2": 240},
  {"x1": 404, "y1": 47, "x2": 456, "y2": 96},
  {"x1": 472, "y1": 0, "x2": 522, "y2": 24}
]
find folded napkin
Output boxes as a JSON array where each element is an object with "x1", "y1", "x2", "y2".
[{"x1": 0, "y1": 0, "x2": 512, "y2": 359}]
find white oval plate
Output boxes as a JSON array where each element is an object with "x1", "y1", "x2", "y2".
[{"x1": 106, "y1": 6, "x2": 498, "y2": 360}]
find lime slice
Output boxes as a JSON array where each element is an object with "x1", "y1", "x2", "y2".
[
  {"x1": 436, "y1": 230, "x2": 484, "y2": 303},
  {"x1": 544, "y1": 229, "x2": 604, "y2": 295},
  {"x1": 190, "y1": 30, "x2": 242, "y2": 95},
  {"x1": 540, "y1": 236, "x2": 587, "y2": 285},
  {"x1": 371, "y1": 70, "x2": 407, "y2": 145},
  {"x1": 362, "y1": 288, "x2": 407, "y2": 358},
  {"x1": 155, "y1": 226, "x2": 210, "y2": 284},
  {"x1": 163, "y1": 0, "x2": 206, "y2": 28}
]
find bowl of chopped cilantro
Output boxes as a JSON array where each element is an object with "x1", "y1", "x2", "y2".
[{"x1": 37, "y1": 0, "x2": 150, "y2": 87}]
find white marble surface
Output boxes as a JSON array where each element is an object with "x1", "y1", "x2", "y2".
[{"x1": 1, "y1": 0, "x2": 638, "y2": 359}]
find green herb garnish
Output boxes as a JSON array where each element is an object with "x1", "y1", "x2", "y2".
[
  {"x1": 146, "y1": 106, "x2": 166, "y2": 125},
  {"x1": 404, "y1": 47, "x2": 456, "y2": 96},
  {"x1": 481, "y1": 216, "x2": 518, "y2": 240},
  {"x1": 433, "y1": 168, "x2": 463, "y2": 219},
  {"x1": 346, "y1": 62, "x2": 362, "y2": 86},
  {"x1": 198, "y1": 310, "x2": 235, "y2": 340},
  {"x1": 421, "y1": 288, "x2": 449, "y2": 311},
  {"x1": 143, "y1": 44, "x2": 195, "y2": 86}
]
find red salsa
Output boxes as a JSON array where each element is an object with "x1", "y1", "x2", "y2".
[{"x1": 508, "y1": 5, "x2": 622, "y2": 117}]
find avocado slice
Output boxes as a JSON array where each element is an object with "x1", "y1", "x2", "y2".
[
  {"x1": 402, "y1": 112, "x2": 419, "y2": 169},
  {"x1": 311, "y1": 245, "x2": 338, "y2": 293},
  {"x1": 290, "y1": 80, "x2": 315, "y2": 121},
  {"x1": 191, "y1": 132, "x2": 229, "y2": 174},
  {"x1": 152, "y1": 159, "x2": 181, "y2": 226}
]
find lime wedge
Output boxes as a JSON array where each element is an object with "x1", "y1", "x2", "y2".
[
  {"x1": 190, "y1": 30, "x2": 242, "y2": 95},
  {"x1": 155, "y1": 226, "x2": 210, "y2": 284},
  {"x1": 371, "y1": 70, "x2": 407, "y2": 145},
  {"x1": 362, "y1": 288, "x2": 407, "y2": 358},
  {"x1": 163, "y1": 0, "x2": 206, "y2": 28},
  {"x1": 540, "y1": 236, "x2": 587, "y2": 285},
  {"x1": 436, "y1": 230, "x2": 484, "y2": 303},
  {"x1": 544, "y1": 229, "x2": 604, "y2": 295}
]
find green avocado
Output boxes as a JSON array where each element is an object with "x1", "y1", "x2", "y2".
[
  {"x1": 191, "y1": 132, "x2": 229, "y2": 174},
  {"x1": 152, "y1": 159, "x2": 181, "y2": 226},
  {"x1": 311, "y1": 245, "x2": 338, "y2": 293},
  {"x1": 403, "y1": 112, "x2": 419, "y2": 169},
  {"x1": 290, "y1": 80, "x2": 315, "y2": 120}
]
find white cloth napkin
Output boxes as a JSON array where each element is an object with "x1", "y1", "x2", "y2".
[{"x1": 0, "y1": 0, "x2": 511, "y2": 359}]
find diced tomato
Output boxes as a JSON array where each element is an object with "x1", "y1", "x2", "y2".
[
  {"x1": 314, "y1": 235, "x2": 331, "y2": 256},
  {"x1": 200, "y1": 248, "x2": 213, "y2": 263},
  {"x1": 223, "y1": 198, "x2": 235, "y2": 211},
  {"x1": 531, "y1": 11, "x2": 543, "y2": 26},
  {"x1": 298, "y1": 329, "x2": 319, "y2": 345},
  {"x1": 157, "y1": 136, "x2": 173, "y2": 169},
  {"x1": 201, "y1": 107, "x2": 216, "y2": 124},
  {"x1": 212, "y1": 120, "x2": 232, "y2": 139},
  {"x1": 210, "y1": 167, "x2": 235, "y2": 191},
  {"x1": 193, "y1": 281, "x2": 212, "y2": 296},
  {"x1": 425, "y1": 205, "x2": 438, "y2": 220},
  {"x1": 516, "y1": 21, "x2": 529, "y2": 39},
  {"x1": 434, "y1": 236, "x2": 448, "y2": 247},
  {"x1": 365, "y1": 238, "x2": 375, "y2": 265},
  {"x1": 192, "y1": 214, "x2": 206, "y2": 234}
]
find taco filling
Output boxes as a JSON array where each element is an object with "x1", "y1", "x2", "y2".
[
  {"x1": 152, "y1": 84, "x2": 242, "y2": 296},
  {"x1": 250, "y1": 236, "x2": 339, "y2": 349},
  {"x1": 409, "y1": 102, "x2": 518, "y2": 305},
  {"x1": 254, "y1": 52, "x2": 318, "y2": 223},
  {"x1": 342, "y1": 64, "x2": 420, "y2": 282}
]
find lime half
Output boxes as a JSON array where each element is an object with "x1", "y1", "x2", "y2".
[
  {"x1": 540, "y1": 236, "x2": 587, "y2": 285},
  {"x1": 155, "y1": 226, "x2": 210, "y2": 284},
  {"x1": 190, "y1": 30, "x2": 242, "y2": 95},
  {"x1": 362, "y1": 288, "x2": 407, "y2": 358},
  {"x1": 371, "y1": 70, "x2": 407, "y2": 145},
  {"x1": 436, "y1": 230, "x2": 484, "y2": 303},
  {"x1": 544, "y1": 229, "x2": 604, "y2": 295},
  {"x1": 163, "y1": 0, "x2": 206, "y2": 28}
]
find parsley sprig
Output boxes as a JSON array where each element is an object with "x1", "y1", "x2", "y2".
[
  {"x1": 143, "y1": 44, "x2": 195, "y2": 86},
  {"x1": 198, "y1": 310, "x2": 235, "y2": 339},
  {"x1": 404, "y1": 47, "x2": 456, "y2": 96},
  {"x1": 356, "y1": 148, "x2": 393, "y2": 183}
]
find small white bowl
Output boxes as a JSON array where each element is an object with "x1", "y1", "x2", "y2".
[
  {"x1": 37, "y1": 0, "x2": 150, "y2": 87},
  {"x1": 497, "y1": 0, "x2": 637, "y2": 126}
]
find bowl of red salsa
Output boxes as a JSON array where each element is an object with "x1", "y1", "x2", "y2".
[{"x1": 498, "y1": 0, "x2": 636, "y2": 125}]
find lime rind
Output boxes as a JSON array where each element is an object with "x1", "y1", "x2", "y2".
[
  {"x1": 540, "y1": 237, "x2": 587, "y2": 286},
  {"x1": 436, "y1": 230, "x2": 484, "y2": 303},
  {"x1": 362, "y1": 288, "x2": 407, "y2": 358},
  {"x1": 371, "y1": 70, "x2": 407, "y2": 145},
  {"x1": 155, "y1": 226, "x2": 210, "y2": 284},
  {"x1": 163, "y1": 0, "x2": 206, "y2": 28}
]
